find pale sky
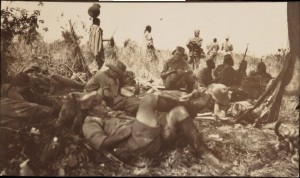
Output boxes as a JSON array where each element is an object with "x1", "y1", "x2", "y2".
[{"x1": 1, "y1": 1, "x2": 289, "y2": 57}]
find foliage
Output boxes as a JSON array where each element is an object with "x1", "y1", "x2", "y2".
[{"x1": 1, "y1": 5, "x2": 46, "y2": 82}]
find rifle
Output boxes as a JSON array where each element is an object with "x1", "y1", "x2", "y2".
[
  {"x1": 191, "y1": 43, "x2": 195, "y2": 70},
  {"x1": 242, "y1": 43, "x2": 249, "y2": 61},
  {"x1": 238, "y1": 43, "x2": 249, "y2": 75}
]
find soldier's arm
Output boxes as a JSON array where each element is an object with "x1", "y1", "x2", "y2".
[
  {"x1": 186, "y1": 39, "x2": 193, "y2": 49},
  {"x1": 82, "y1": 117, "x2": 131, "y2": 150},
  {"x1": 161, "y1": 62, "x2": 174, "y2": 79},
  {"x1": 216, "y1": 44, "x2": 220, "y2": 51},
  {"x1": 207, "y1": 44, "x2": 213, "y2": 54},
  {"x1": 97, "y1": 27, "x2": 103, "y2": 53},
  {"x1": 182, "y1": 61, "x2": 193, "y2": 73}
]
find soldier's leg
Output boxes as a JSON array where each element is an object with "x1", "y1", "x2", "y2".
[
  {"x1": 164, "y1": 105, "x2": 232, "y2": 169},
  {"x1": 96, "y1": 54, "x2": 105, "y2": 70},
  {"x1": 163, "y1": 73, "x2": 178, "y2": 90},
  {"x1": 195, "y1": 57, "x2": 201, "y2": 69},
  {"x1": 111, "y1": 96, "x2": 141, "y2": 115},
  {"x1": 1, "y1": 98, "x2": 54, "y2": 130},
  {"x1": 178, "y1": 73, "x2": 195, "y2": 93},
  {"x1": 51, "y1": 74, "x2": 85, "y2": 90}
]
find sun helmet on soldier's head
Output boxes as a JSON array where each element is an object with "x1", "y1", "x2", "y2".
[{"x1": 206, "y1": 84, "x2": 230, "y2": 106}]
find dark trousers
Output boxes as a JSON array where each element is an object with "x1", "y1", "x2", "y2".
[
  {"x1": 96, "y1": 53, "x2": 105, "y2": 70},
  {"x1": 163, "y1": 73, "x2": 195, "y2": 93}
]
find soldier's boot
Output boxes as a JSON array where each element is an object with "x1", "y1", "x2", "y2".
[{"x1": 178, "y1": 118, "x2": 232, "y2": 170}]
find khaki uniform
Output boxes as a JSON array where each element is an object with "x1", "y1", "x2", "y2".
[
  {"x1": 222, "y1": 41, "x2": 233, "y2": 53},
  {"x1": 186, "y1": 37, "x2": 203, "y2": 68},
  {"x1": 0, "y1": 84, "x2": 55, "y2": 130},
  {"x1": 28, "y1": 73, "x2": 85, "y2": 94},
  {"x1": 161, "y1": 58, "x2": 195, "y2": 92},
  {"x1": 85, "y1": 70, "x2": 140, "y2": 115},
  {"x1": 208, "y1": 42, "x2": 220, "y2": 61},
  {"x1": 85, "y1": 70, "x2": 119, "y2": 96}
]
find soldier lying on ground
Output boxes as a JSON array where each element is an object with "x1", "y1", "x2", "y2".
[
  {"x1": 161, "y1": 46, "x2": 195, "y2": 93},
  {"x1": 180, "y1": 83, "x2": 273, "y2": 125},
  {"x1": 0, "y1": 73, "x2": 60, "y2": 130},
  {"x1": 84, "y1": 60, "x2": 140, "y2": 115},
  {"x1": 82, "y1": 91, "x2": 232, "y2": 170},
  {"x1": 54, "y1": 89, "x2": 104, "y2": 135},
  {"x1": 22, "y1": 64, "x2": 85, "y2": 95},
  {"x1": 179, "y1": 84, "x2": 231, "y2": 119}
]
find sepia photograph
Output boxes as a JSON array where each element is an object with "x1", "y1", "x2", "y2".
[{"x1": 0, "y1": 1, "x2": 299, "y2": 176}]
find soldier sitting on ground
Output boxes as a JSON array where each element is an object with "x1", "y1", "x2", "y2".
[
  {"x1": 85, "y1": 60, "x2": 140, "y2": 115},
  {"x1": 241, "y1": 59, "x2": 273, "y2": 99},
  {"x1": 214, "y1": 54, "x2": 242, "y2": 89},
  {"x1": 82, "y1": 90, "x2": 232, "y2": 170},
  {"x1": 161, "y1": 46, "x2": 195, "y2": 93},
  {"x1": 252, "y1": 59, "x2": 273, "y2": 88},
  {"x1": 196, "y1": 58, "x2": 216, "y2": 88}
]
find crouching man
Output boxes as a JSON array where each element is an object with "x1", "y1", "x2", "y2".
[{"x1": 82, "y1": 92, "x2": 231, "y2": 170}]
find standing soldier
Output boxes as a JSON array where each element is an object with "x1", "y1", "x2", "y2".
[
  {"x1": 144, "y1": 25, "x2": 158, "y2": 62},
  {"x1": 207, "y1": 38, "x2": 220, "y2": 62},
  {"x1": 88, "y1": 4, "x2": 104, "y2": 69},
  {"x1": 221, "y1": 36, "x2": 233, "y2": 55},
  {"x1": 186, "y1": 29, "x2": 203, "y2": 69}
]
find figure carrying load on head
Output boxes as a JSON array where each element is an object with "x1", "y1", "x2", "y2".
[
  {"x1": 88, "y1": 4, "x2": 115, "y2": 69},
  {"x1": 144, "y1": 25, "x2": 158, "y2": 62}
]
